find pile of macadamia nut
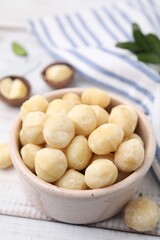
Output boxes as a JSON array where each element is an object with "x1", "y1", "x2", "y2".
[{"x1": 19, "y1": 87, "x2": 145, "y2": 190}]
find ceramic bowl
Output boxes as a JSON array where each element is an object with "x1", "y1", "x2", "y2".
[{"x1": 9, "y1": 88, "x2": 156, "y2": 224}]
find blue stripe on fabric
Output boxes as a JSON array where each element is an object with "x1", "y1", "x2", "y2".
[
  {"x1": 28, "y1": 20, "x2": 61, "y2": 61},
  {"x1": 101, "y1": 48, "x2": 160, "y2": 84},
  {"x1": 41, "y1": 14, "x2": 154, "y2": 100},
  {"x1": 39, "y1": 18, "x2": 58, "y2": 46},
  {"x1": 69, "y1": 50, "x2": 154, "y2": 101},
  {"x1": 148, "y1": 0, "x2": 160, "y2": 32},
  {"x1": 54, "y1": 16, "x2": 78, "y2": 47},
  {"x1": 102, "y1": 6, "x2": 131, "y2": 40},
  {"x1": 65, "y1": 15, "x2": 90, "y2": 46},
  {"x1": 113, "y1": 5, "x2": 133, "y2": 24},
  {"x1": 91, "y1": 9, "x2": 119, "y2": 42},
  {"x1": 28, "y1": 20, "x2": 150, "y2": 114},
  {"x1": 35, "y1": 18, "x2": 160, "y2": 86},
  {"x1": 30, "y1": 19, "x2": 158, "y2": 101},
  {"x1": 126, "y1": 0, "x2": 134, "y2": 7},
  {"x1": 138, "y1": 0, "x2": 157, "y2": 31},
  {"x1": 75, "y1": 13, "x2": 101, "y2": 45}
]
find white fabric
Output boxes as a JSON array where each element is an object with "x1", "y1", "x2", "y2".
[{"x1": 29, "y1": 0, "x2": 160, "y2": 182}]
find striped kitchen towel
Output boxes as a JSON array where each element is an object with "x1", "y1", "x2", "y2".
[{"x1": 28, "y1": 0, "x2": 160, "y2": 182}]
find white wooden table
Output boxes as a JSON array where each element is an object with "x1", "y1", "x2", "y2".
[{"x1": 0, "y1": 1, "x2": 159, "y2": 239}]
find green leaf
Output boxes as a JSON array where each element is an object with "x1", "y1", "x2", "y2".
[
  {"x1": 12, "y1": 42, "x2": 28, "y2": 56},
  {"x1": 137, "y1": 52, "x2": 160, "y2": 64},
  {"x1": 116, "y1": 23, "x2": 160, "y2": 65},
  {"x1": 146, "y1": 34, "x2": 160, "y2": 54},
  {"x1": 132, "y1": 23, "x2": 141, "y2": 32},
  {"x1": 132, "y1": 23, "x2": 150, "y2": 51},
  {"x1": 116, "y1": 42, "x2": 142, "y2": 53}
]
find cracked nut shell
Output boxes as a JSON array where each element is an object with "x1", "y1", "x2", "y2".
[
  {"x1": 0, "y1": 75, "x2": 31, "y2": 107},
  {"x1": 41, "y1": 62, "x2": 75, "y2": 89}
]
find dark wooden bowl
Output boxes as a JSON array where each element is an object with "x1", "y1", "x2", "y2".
[{"x1": 41, "y1": 62, "x2": 75, "y2": 89}]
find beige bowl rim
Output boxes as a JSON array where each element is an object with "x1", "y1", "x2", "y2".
[{"x1": 9, "y1": 88, "x2": 156, "y2": 198}]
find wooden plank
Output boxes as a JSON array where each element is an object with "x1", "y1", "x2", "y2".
[{"x1": 0, "y1": 214, "x2": 159, "y2": 240}]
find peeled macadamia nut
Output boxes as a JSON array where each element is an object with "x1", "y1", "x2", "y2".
[
  {"x1": 55, "y1": 169, "x2": 87, "y2": 190},
  {"x1": 114, "y1": 139, "x2": 144, "y2": 172},
  {"x1": 124, "y1": 197, "x2": 160, "y2": 232},
  {"x1": 85, "y1": 159, "x2": 118, "y2": 189},
  {"x1": 22, "y1": 111, "x2": 46, "y2": 145},
  {"x1": 81, "y1": 87, "x2": 110, "y2": 108},
  {"x1": 0, "y1": 143, "x2": 12, "y2": 169},
  {"x1": 123, "y1": 133, "x2": 144, "y2": 146},
  {"x1": 68, "y1": 104, "x2": 97, "y2": 136},
  {"x1": 19, "y1": 130, "x2": 30, "y2": 146},
  {"x1": 0, "y1": 78, "x2": 12, "y2": 99},
  {"x1": 66, "y1": 135, "x2": 92, "y2": 170},
  {"x1": 35, "y1": 148, "x2": 68, "y2": 183},
  {"x1": 20, "y1": 95, "x2": 48, "y2": 120},
  {"x1": 90, "y1": 153, "x2": 114, "y2": 164},
  {"x1": 0, "y1": 78, "x2": 28, "y2": 99},
  {"x1": 62, "y1": 93, "x2": 82, "y2": 106},
  {"x1": 43, "y1": 114, "x2": 75, "y2": 148},
  {"x1": 109, "y1": 105, "x2": 138, "y2": 137},
  {"x1": 46, "y1": 99, "x2": 72, "y2": 116},
  {"x1": 91, "y1": 105, "x2": 109, "y2": 127},
  {"x1": 45, "y1": 64, "x2": 73, "y2": 83},
  {"x1": 10, "y1": 79, "x2": 28, "y2": 99},
  {"x1": 9, "y1": 79, "x2": 28, "y2": 99},
  {"x1": 21, "y1": 144, "x2": 42, "y2": 172},
  {"x1": 88, "y1": 123, "x2": 124, "y2": 155}
]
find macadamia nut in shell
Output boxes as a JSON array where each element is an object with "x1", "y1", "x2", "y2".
[
  {"x1": 0, "y1": 78, "x2": 28, "y2": 100},
  {"x1": 35, "y1": 148, "x2": 68, "y2": 183},
  {"x1": 45, "y1": 64, "x2": 73, "y2": 83},
  {"x1": 88, "y1": 123, "x2": 124, "y2": 155}
]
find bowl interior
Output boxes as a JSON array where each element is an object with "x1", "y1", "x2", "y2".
[{"x1": 10, "y1": 88, "x2": 156, "y2": 197}]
